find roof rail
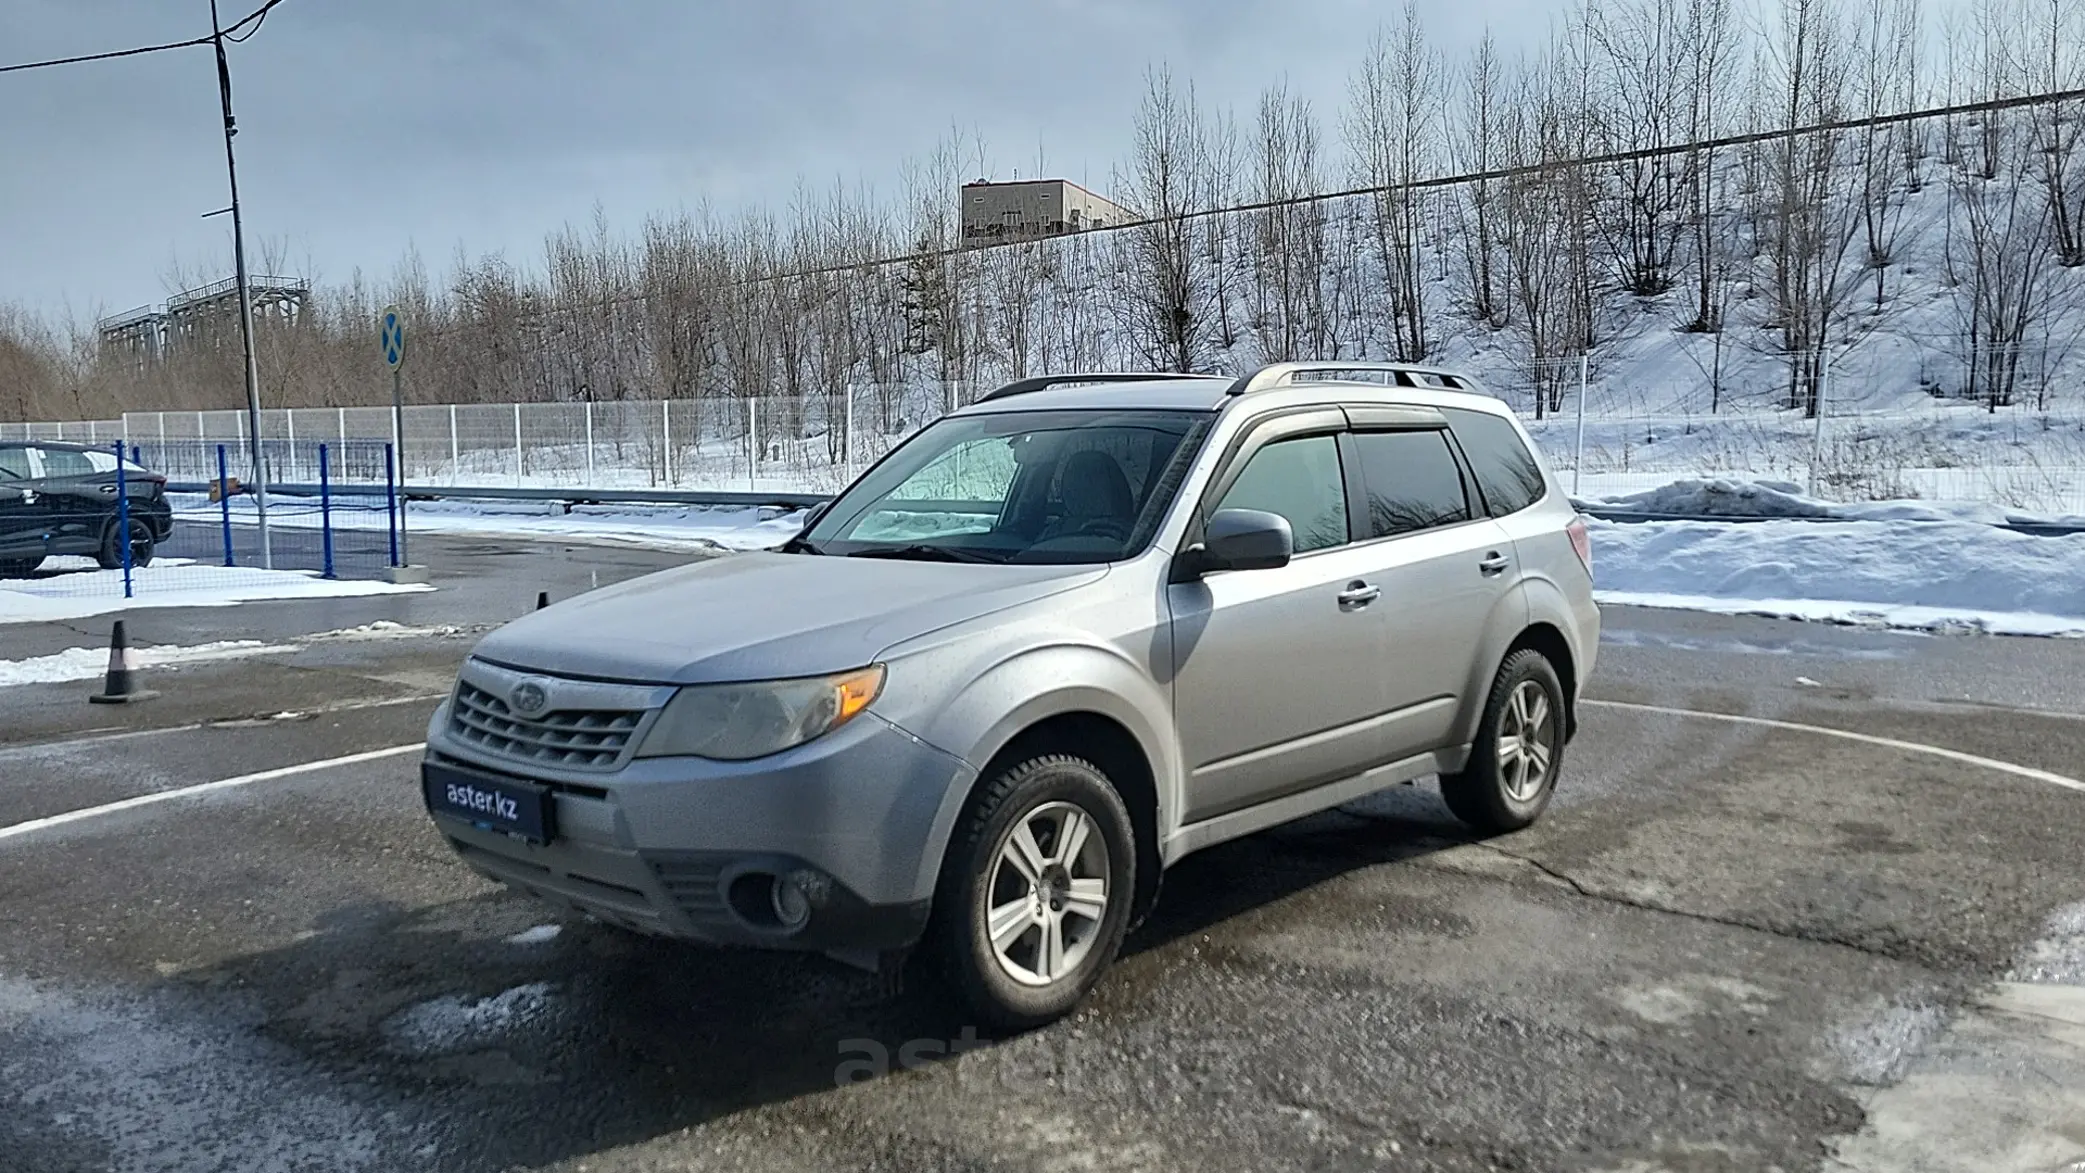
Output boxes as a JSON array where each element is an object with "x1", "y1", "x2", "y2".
[
  {"x1": 1225, "y1": 362, "x2": 1469, "y2": 395},
  {"x1": 974, "y1": 371, "x2": 1218, "y2": 404}
]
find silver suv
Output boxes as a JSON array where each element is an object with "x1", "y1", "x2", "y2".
[{"x1": 421, "y1": 363, "x2": 1599, "y2": 1027}]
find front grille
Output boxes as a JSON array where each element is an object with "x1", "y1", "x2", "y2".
[{"x1": 449, "y1": 680, "x2": 645, "y2": 770}]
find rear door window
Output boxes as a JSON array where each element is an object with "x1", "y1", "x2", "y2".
[
  {"x1": 36, "y1": 447, "x2": 96, "y2": 480},
  {"x1": 1442, "y1": 407, "x2": 1547, "y2": 516},
  {"x1": 0, "y1": 447, "x2": 29, "y2": 480},
  {"x1": 1346, "y1": 429, "x2": 1473, "y2": 539}
]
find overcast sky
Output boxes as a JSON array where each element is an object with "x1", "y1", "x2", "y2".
[{"x1": 4, "y1": 0, "x2": 1562, "y2": 319}]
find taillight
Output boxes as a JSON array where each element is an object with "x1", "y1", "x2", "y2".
[{"x1": 1566, "y1": 516, "x2": 1592, "y2": 575}]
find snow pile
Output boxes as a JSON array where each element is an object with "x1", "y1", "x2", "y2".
[
  {"x1": 1590, "y1": 515, "x2": 2085, "y2": 635},
  {"x1": 0, "y1": 564, "x2": 434, "y2": 626},
  {"x1": 0, "y1": 640, "x2": 300, "y2": 687},
  {"x1": 1583, "y1": 478, "x2": 1832, "y2": 519},
  {"x1": 1580, "y1": 476, "x2": 2062, "y2": 527}
]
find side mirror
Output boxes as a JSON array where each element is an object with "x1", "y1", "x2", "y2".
[
  {"x1": 799, "y1": 500, "x2": 832, "y2": 529},
  {"x1": 1185, "y1": 508, "x2": 1293, "y2": 576}
]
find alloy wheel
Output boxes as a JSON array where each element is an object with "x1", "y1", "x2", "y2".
[
  {"x1": 1496, "y1": 679, "x2": 1556, "y2": 803},
  {"x1": 984, "y1": 801, "x2": 1111, "y2": 987}
]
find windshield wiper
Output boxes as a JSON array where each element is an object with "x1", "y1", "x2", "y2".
[{"x1": 846, "y1": 544, "x2": 1004, "y2": 564}]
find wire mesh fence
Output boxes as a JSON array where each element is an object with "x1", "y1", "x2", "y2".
[{"x1": 9, "y1": 356, "x2": 2085, "y2": 517}]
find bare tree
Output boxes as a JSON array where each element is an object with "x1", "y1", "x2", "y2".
[
  {"x1": 1114, "y1": 67, "x2": 1217, "y2": 372},
  {"x1": 1757, "y1": 0, "x2": 1865, "y2": 416},
  {"x1": 1587, "y1": 0, "x2": 1691, "y2": 298},
  {"x1": 2023, "y1": 0, "x2": 2085, "y2": 264},
  {"x1": 1248, "y1": 82, "x2": 1331, "y2": 361},
  {"x1": 1348, "y1": 0, "x2": 1440, "y2": 360},
  {"x1": 1952, "y1": 74, "x2": 2073, "y2": 407},
  {"x1": 1452, "y1": 31, "x2": 1512, "y2": 328}
]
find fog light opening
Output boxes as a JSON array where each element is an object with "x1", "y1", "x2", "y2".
[{"x1": 771, "y1": 875, "x2": 812, "y2": 930}]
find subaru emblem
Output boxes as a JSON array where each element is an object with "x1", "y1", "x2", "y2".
[{"x1": 509, "y1": 680, "x2": 550, "y2": 716}]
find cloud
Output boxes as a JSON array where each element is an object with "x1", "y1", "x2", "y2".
[{"x1": 1, "y1": 0, "x2": 1534, "y2": 316}]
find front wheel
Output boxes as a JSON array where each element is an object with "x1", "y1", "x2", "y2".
[
  {"x1": 1439, "y1": 649, "x2": 1567, "y2": 834},
  {"x1": 97, "y1": 517, "x2": 156, "y2": 571},
  {"x1": 926, "y1": 754, "x2": 1136, "y2": 1031}
]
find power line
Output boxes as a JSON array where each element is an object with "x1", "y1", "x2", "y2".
[{"x1": 0, "y1": 0, "x2": 286, "y2": 76}]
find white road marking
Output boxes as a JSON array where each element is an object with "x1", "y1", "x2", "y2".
[
  {"x1": 1586, "y1": 698, "x2": 2085, "y2": 794},
  {"x1": 0, "y1": 743, "x2": 422, "y2": 844}
]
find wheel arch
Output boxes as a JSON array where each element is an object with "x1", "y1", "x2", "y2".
[{"x1": 902, "y1": 645, "x2": 1177, "y2": 928}]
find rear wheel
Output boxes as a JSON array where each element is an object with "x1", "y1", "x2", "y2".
[
  {"x1": 926, "y1": 754, "x2": 1135, "y2": 1031},
  {"x1": 1439, "y1": 649, "x2": 1567, "y2": 834},
  {"x1": 96, "y1": 517, "x2": 155, "y2": 571},
  {"x1": 0, "y1": 556, "x2": 41, "y2": 579}
]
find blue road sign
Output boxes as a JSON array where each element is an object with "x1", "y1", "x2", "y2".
[{"x1": 380, "y1": 306, "x2": 406, "y2": 370}]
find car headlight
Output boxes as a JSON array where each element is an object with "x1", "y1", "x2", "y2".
[{"x1": 635, "y1": 665, "x2": 885, "y2": 761}]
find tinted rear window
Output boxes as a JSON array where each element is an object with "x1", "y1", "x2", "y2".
[
  {"x1": 37, "y1": 448, "x2": 96, "y2": 479},
  {"x1": 0, "y1": 448, "x2": 28, "y2": 480},
  {"x1": 1443, "y1": 408, "x2": 1547, "y2": 516},
  {"x1": 1347, "y1": 429, "x2": 1471, "y2": 539}
]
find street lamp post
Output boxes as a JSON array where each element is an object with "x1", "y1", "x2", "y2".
[{"x1": 208, "y1": 0, "x2": 272, "y2": 569}]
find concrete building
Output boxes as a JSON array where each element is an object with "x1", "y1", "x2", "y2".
[{"x1": 960, "y1": 179, "x2": 1135, "y2": 243}]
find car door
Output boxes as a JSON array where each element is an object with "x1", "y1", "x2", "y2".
[
  {"x1": 1168, "y1": 409, "x2": 1394, "y2": 824},
  {"x1": 1339, "y1": 410, "x2": 1524, "y2": 760},
  {"x1": 0, "y1": 445, "x2": 46, "y2": 555},
  {"x1": 31, "y1": 445, "x2": 107, "y2": 546}
]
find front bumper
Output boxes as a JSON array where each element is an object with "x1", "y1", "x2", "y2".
[{"x1": 423, "y1": 699, "x2": 972, "y2": 952}]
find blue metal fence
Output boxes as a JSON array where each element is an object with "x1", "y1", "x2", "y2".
[{"x1": 0, "y1": 440, "x2": 402, "y2": 605}]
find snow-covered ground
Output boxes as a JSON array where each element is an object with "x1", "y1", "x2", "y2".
[{"x1": 0, "y1": 562, "x2": 435, "y2": 626}]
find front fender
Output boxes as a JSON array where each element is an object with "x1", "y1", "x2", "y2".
[{"x1": 880, "y1": 636, "x2": 1181, "y2": 905}]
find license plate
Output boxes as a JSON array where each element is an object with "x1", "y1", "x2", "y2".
[{"x1": 422, "y1": 762, "x2": 556, "y2": 844}]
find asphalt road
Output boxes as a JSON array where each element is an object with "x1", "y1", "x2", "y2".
[{"x1": 2, "y1": 534, "x2": 2082, "y2": 1172}]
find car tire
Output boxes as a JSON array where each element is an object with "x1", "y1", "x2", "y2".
[
  {"x1": 97, "y1": 517, "x2": 155, "y2": 571},
  {"x1": 0, "y1": 556, "x2": 41, "y2": 579},
  {"x1": 926, "y1": 754, "x2": 1136, "y2": 1031},
  {"x1": 1439, "y1": 649, "x2": 1567, "y2": 834}
]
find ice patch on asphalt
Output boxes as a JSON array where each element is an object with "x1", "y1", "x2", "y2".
[
  {"x1": 2008, "y1": 903, "x2": 2085, "y2": 986},
  {"x1": 1829, "y1": 997, "x2": 1950, "y2": 1085},
  {"x1": 504, "y1": 924, "x2": 562, "y2": 946},
  {"x1": 0, "y1": 975, "x2": 422, "y2": 1170},
  {"x1": 382, "y1": 982, "x2": 557, "y2": 1056}
]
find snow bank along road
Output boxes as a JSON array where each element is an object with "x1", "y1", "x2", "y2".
[{"x1": 1, "y1": 536, "x2": 2084, "y2": 1171}]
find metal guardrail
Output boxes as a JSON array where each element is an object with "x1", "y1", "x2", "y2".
[
  {"x1": 164, "y1": 482, "x2": 2085, "y2": 534},
  {"x1": 165, "y1": 481, "x2": 830, "y2": 511}
]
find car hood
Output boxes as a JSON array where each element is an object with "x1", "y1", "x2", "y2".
[{"x1": 471, "y1": 552, "x2": 1107, "y2": 684}]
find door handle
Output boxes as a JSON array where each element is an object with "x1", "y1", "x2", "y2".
[
  {"x1": 1337, "y1": 581, "x2": 1381, "y2": 610},
  {"x1": 1478, "y1": 552, "x2": 1511, "y2": 576}
]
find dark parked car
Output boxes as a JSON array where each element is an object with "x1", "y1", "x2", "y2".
[{"x1": 0, "y1": 441, "x2": 174, "y2": 578}]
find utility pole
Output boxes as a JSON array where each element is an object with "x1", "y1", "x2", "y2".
[{"x1": 209, "y1": 0, "x2": 272, "y2": 568}]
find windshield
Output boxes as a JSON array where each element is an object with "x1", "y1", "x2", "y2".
[{"x1": 799, "y1": 408, "x2": 1212, "y2": 564}]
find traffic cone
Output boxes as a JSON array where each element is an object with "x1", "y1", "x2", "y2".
[
  {"x1": 536, "y1": 591, "x2": 550, "y2": 611},
  {"x1": 88, "y1": 621, "x2": 159, "y2": 705}
]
